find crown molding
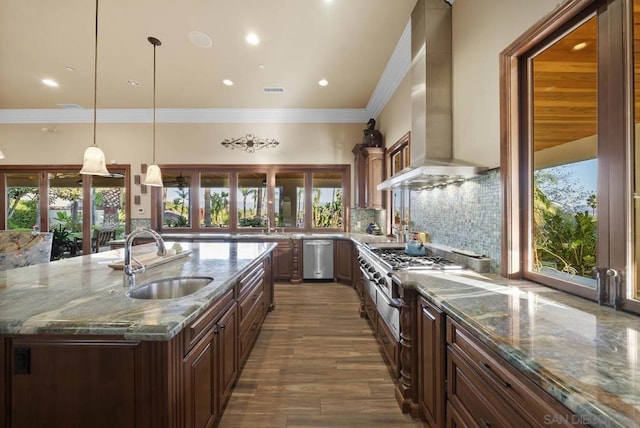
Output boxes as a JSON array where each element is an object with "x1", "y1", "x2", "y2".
[
  {"x1": 0, "y1": 20, "x2": 410, "y2": 125},
  {"x1": 0, "y1": 108, "x2": 371, "y2": 124},
  {"x1": 366, "y1": 21, "x2": 411, "y2": 120}
]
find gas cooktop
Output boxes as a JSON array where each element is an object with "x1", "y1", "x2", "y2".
[{"x1": 365, "y1": 245, "x2": 464, "y2": 271}]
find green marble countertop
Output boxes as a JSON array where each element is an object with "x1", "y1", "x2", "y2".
[
  {"x1": 392, "y1": 269, "x2": 640, "y2": 428},
  {"x1": 0, "y1": 241, "x2": 276, "y2": 341}
]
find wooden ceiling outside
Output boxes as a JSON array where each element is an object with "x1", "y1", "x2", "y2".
[
  {"x1": 533, "y1": 4, "x2": 640, "y2": 153},
  {"x1": 532, "y1": 16, "x2": 597, "y2": 152}
]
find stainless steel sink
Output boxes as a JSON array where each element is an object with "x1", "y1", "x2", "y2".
[{"x1": 127, "y1": 276, "x2": 214, "y2": 299}]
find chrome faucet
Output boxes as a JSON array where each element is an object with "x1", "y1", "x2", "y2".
[{"x1": 123, "y1": 228, "x2": 167, "y2": 288}]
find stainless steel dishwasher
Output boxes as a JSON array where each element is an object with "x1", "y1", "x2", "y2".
[{"x1": 303, "y1": 239, "x2": 334, "y2": 280}]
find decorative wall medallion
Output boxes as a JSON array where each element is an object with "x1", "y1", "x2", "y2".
[{"x1": 221, "y1": 134, "x2": 279, "y2": 153}]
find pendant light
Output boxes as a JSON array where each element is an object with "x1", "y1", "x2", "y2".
[
  {"x1": 0, "y1": 149, "x2": 4, "y2": 159},
  {"x1": 143, "y1": 36, "x2": 163, "y2": 187},
  {"x1": 80, "y1": 0, "x2": 110, "y2": 176}
]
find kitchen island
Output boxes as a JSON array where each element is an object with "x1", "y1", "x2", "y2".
[{"x1": 0, "y1": 241, "x2": 275, "y2": 427}]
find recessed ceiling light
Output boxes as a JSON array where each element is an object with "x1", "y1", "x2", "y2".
[
  {"x1": 572, "y1": 42, "x2": 587, "y2": 51},
  {"x1": 42, "y1": 79, "x2": 59, "y2": 87},
  {"x1": 318, "y1": 79, "x2": 329, "y2": 87},
  {"x1": 65, "y1": 66, "x2": 76, "y2": 72},
  {"x1": 188, "y1": 31, "x2": 213, "y2": 48},
  {"x1": 127, "y1": 79, "x2": 139, "y2": 86},
  {"x1": 258, "y1": 64, "x2": 265, "y2": 69},
  {"x1": 246, "y1": 33, "x2": 260, "y2": 45},
  {"x1": 223, "y1": 79, "x2": 234, "y2": 86}
]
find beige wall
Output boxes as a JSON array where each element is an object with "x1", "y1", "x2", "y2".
[
  {"x1": 376, "y1": 73, "x2": 412, "y2": 147},
  {"x1": 0, "y1": 122, "x2": 362, "y2": 218}
]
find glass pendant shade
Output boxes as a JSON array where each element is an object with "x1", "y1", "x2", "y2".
[
  {"x1": 80, "y1": 145, "x2": 110, "y2": 176},
  {"x1": 144, "y1": 164, "x2": 163, "y2": 187},
  {"x1": 0, "y1": 149, "x2": 4, "y2": 159}
]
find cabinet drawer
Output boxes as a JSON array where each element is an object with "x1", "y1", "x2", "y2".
[
  {"x1": 376, "y1": 316, "x2": 399, "y2": 378},
  {"x1": 184, "y1": 288, "x2": 234, "y2": 354},
  {"x1": 446, "y1": 318, "x2": 580, "y2": 427},
  {"x1": 240, "y1": 290, "x2": 265, "y2": 337},
  {"x1": 239, "y1": 299, "x2": 265, "y2": 362},
  {"x1": 239, "y1": 281, "x2": 264, "y2": 325},
  {"x1": 448, "y1": 346, "x2": 527, "y2": 428},
  {"x1": 240, "y1": 263, "x2": 264, "y2": 296}
]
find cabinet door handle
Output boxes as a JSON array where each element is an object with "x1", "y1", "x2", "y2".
[
  {"x1": 480, "y1": 361, "x2": 511, "y2": 389},
  {"x1": 252, "y1": 293, "x2": 258, "y2": 301},
  {"x1": 250, "y1": 323, "x2": 258, "y2": 331},
  {"x1": 219, "y1": 323, "x2": 226, "y2": 331}
]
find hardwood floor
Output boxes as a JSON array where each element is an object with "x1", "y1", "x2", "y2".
[{"x1": 218, "y1": 282, "x2": 426, "y2": 428}]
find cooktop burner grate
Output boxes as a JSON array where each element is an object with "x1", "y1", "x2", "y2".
[{"x1": 369, "y1": 247, "x2": 464, "y2": 271}]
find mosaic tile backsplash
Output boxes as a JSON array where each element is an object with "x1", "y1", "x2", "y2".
[
  {"x1": 410, "y1": 169, "x2": 502, "y2": 272},
  {"x1": 350, "y1": 208, "x2": 386, "y2": 235}
]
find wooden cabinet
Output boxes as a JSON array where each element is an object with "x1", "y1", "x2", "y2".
[
  {"x1": 184, "y1": 326, "x2": 219, "y2": 428},
  {"x1": 183, "y1": 293, "x2": 237, "y2": 428},
  {"x1": 7, "y1": 338, "x2": 140, "y2": 428},
  {"x1": 217, "y1": 303, "x2": 238, "y2": 404},
  {"x1": 238, "y1": 259, "x2": 267, "y2": 363},
  {"x1": 353, "y1": 144, "x2": 385, "y2": 209},
  {"x1": 417, "y1": 296, "x2": 445, "y2": 427},
  {"x1": 334, "y1": 239, "x2": 353, "y2": 283},
  {"x1": 446, "y1": 318, "x2": 583, "y2": 428},
  {"x1": 272, "y1": 239, "x2": 301, "y2": 283}
]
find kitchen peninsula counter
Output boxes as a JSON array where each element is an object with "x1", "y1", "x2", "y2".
[
  {"x1": 391, "y1": 269, "x2": 640, "y2": 428},
  {"x1": 0, "y1": 241, "x2": 276, "y2": 340}
]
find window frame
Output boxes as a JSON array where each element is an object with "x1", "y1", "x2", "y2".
[
  {"x1": 0, "y1": 164, "x2": 131, "y2": 255},
  {"x1": 150, "y1": 164, "x2": 350, "y2": 234},
  {"x1": 501, "y1": 0, "x2": 639, "y2": 314}
]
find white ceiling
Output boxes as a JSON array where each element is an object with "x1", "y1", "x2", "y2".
[{"x1": 0, "y1": 0, "x2": 417, "y2": 123}]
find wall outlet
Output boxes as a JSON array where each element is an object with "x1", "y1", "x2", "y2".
[
  {"x1": 137, "y1": 208, "x2": 144, "y2": 214},
  {"x1": 356, "y1": 221, "x2": 361, "y2": 229}
]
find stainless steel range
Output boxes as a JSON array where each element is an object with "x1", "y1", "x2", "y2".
[{"x1": 357, "y1": 243, "x2": 465, "y2": 342}]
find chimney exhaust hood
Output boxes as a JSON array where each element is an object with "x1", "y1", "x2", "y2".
[{"x1": 377, "y1": 0, "x2": 487, "y2": 191}]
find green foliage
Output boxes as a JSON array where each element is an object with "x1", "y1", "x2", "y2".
[
  {"x1": 209, "y1": 190, "x2": 230, "y2": 226},
  {"x1": 312, "y1": 188, "x2": 342, "y2": 228},
  {"x1": 49, "y1": 188, "x2": 81, "y2": 205},
  {"x1": 49, "y1": 224, "x2": 72, "y2": 260},
  {"x1": 165, "y1": 215, "x2": 188, "y2": 228},
  {"x1": 54, "y1": 211, "x2": 82, "y2": 232},
  {"x1": 533, "y1": 182, "x2": 596, "y2": 278},
  {"x1": 7, "y1": 199, "x2": 37, "y2": 230},
  {"x1": 239, "y1": 217, "x2": 264, "y2": 228}
]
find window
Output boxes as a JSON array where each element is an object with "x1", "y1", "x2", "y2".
[
  {"x1": 385, "y1": 132, "x2": 411, "y2": 234},
  {"x1": 502, "y1": 0, "x2": 639, "y2": 313},
  {"x1": 200, "y1": 172, "x2": 230, "y2": 229},
  {"x1": 311, "y1": 172, "x2": 343, "y2": 229},
  {"x1": 1, "y1": 166, "x2": 130, "y2": 256},
  {"x1": 154, "y1": 165, "x2": 349, "y2": 233},
  {"x1": 238, "y1": 172, "x2": 267, "y2": 229},
  {"x1": 162, "y1": 172, "x2": 191, "y2": 228},
  {"x1": 275, "y1": 172, "x2": 305, "y2": 228},
  {"x1": 6, "y1": 172, "x2": 40, "y2": 231}
]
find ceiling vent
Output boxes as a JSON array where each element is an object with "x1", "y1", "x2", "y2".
[{"x1": 263, "y1": 87, "x2": 284, "y2": 94}]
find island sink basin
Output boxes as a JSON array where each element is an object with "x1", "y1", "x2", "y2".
[{"x1": 127, "y1": 276, "x2": 214, "y2": 299}]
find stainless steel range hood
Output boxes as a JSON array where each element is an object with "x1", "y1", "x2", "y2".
[{"x1": 377, "y1": 0, "x2": 487, "y2": 191}]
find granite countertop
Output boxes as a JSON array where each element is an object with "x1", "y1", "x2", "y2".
[
  {"x1": 0, "y1": 241, "x2": 276, "y2": 341},
  {"x1": 392, "y1": 269, "x2": 640, "y2": 428}
]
